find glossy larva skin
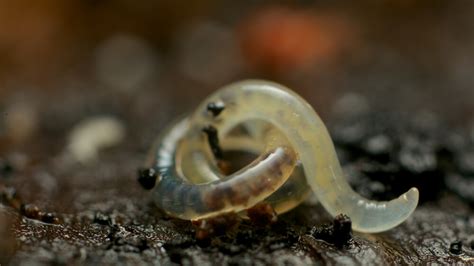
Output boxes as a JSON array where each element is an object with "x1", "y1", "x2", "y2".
[
  {"x1": 150, "y1": 118, "x2": 299, "y2": 220},
  {"x1": 149, "y1": 80, "x2": 419, "y2": 233}
]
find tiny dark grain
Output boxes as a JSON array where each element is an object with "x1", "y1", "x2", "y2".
[
  {"x1": 311, "y1": 214, "x2": 352, "y2": 248},
  {"x1": 226, "y1": 188, "x2": 254, "y2": 205},
  {"x1": 0, "y1": 159, "x2": 14, "y2": 178},
  {"x1": 41, "y1": 212, "x2": 59, "y2": 224},
  {"x1": 137, "y1": 168, "x2": 157, "y2": 190},
  {"x1": 449, "y1": 241, "x2": 463, "y2": 255},
  {"x1": 247, "y1": 203, "x2": 277, "y2": 226},
  {"x1": 93, "y1": 212, "x2": 111, "y2": 225}
]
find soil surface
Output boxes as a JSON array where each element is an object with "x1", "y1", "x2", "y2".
[{"x1": 1, "y1": 94, "x2": 473, "y2": 265}]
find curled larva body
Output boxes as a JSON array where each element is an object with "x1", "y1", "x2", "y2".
[
  {"x1": 151, "y1": 118, "x2": 299, "y2": 220},
  {"x1": 178, "y1": 121, "x2": 311, "y2": 215},
  {"x1": 149, "y1": 80, "x2": 419, "y2": 233}
]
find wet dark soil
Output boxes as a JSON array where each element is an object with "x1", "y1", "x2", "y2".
[{"x1": 1, "y1": 103, "x2": 473, "y2": 265}]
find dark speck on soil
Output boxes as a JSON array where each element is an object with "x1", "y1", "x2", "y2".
[
  {"x1": 450, "y1": 241, "x2": 463, "y2": 255},
  {"x1": 310, "y1": 214, "x2": 352, "y2": 248},
  {"x1": 247, "y1": 203, "x2": 278, "y2": 226},
  {"x1": 0, "y1": 159, "x2": 14, "y2": 178},
  {"x1": 192, "y1": 213, "x2": 241, "y2": 240},
  {"x1": 93, "y1": 212, "x2": 112, "y2": 226},
  {"x1": 41, "y1": 212, "x2": 59, "y2": 224}
]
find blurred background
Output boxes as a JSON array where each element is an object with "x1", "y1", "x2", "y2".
[
  {"x1": 0, "y1": 2, "x2": 474, "y2": 263},
  {"x1": 1, "y1": 0, "x2": 473, "y2": 117},
  {"x1": 0, "y1": 0, "x2": 474, "y2": 205}
]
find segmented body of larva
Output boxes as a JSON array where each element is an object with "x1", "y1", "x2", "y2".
[{"x1": 148, "y1": 80, "x2": 419, "y2": 233}]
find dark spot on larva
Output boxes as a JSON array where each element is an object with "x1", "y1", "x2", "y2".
[
  {"x1": 218, "y1": 185, "x2": 237, "y2": 202},
  {"x1": 449, "y1": 241, "x2": 463, "y2": 255},
  {"x1": 206, "y1": 102, "x2": 225, "y2": 117},
  {"x1": 218, "y1": 182, "x2": 254, "y2": 205},
  {"x1": 268, "y1": 165, "x2": 284, "y2": 180},
  {"x1": 222, "y1": 184, "x2": 250, "y2": 206},
  {"x1": 137, "y1": 168, "x2": 157, "y2": 190},
  {"x1": 202, "y1": 187, "x2": 227, "y2": 212},
  {"x1": 244, "y1": 173, "x2": 274, "y2": 196},
  {"x1": 202, "y1": 125, "x2": 223, "y2": 159}
]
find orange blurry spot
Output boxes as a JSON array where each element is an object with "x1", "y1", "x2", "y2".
[{"x1": 238, "y1": 7, "x2": 355, "y2": 72}]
